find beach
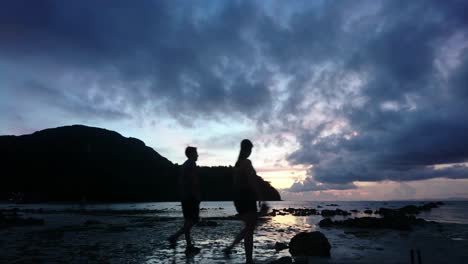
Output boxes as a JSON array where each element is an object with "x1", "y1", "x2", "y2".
[{"x1": 1, "y1": 201, "x2": 467, "y2": 263}]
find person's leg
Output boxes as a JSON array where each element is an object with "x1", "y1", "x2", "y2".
[
  {"x1": 184, "y1": 200, "x2": 201, "y2": 255},
  {"x1": 243, "y1": 213, "x2": 256, "y2": 264},
  {"x1": 168, "y1": 200, "x2": 190, "y2": 247},
  {"x1": 184, "y1": 218, "x2": 201, "y2": 255},
  {"x1": 225, "y1": 212, "x2": 256, "y2": 254},
  {"x1": 183, "y1": 219, "x2": 194, "y2": 246},
  {"x1": 185, "y1": 200, "x2": 200, "y2": 246},
  {"x1": 168, "y1": 225, "x2": 183, "y2": 248},
  {"x1": 225, "y1": 224, "x2": 247, "y2": 253}
]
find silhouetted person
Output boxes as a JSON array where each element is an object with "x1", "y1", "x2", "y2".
[
  {"x1": 168, "y1": 146, "x2": 201, "y2": 255},
  {"x1": 224, "y1": 139, "x2": 262, "y2": 264}
]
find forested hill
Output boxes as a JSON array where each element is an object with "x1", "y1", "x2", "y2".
[{"x1": 0, "y1": 125, "x2": 281, "y2": 202}]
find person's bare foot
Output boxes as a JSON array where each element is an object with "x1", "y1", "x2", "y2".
[
  {"x1": 222, "y1": 247, "x2": 232, "y2": 256},
  {"x1": 185, "y1": 244, "x2": 201, "y2": 256},
  {"x1": 167, "y1": 235, "x2": 177, "y2": 248}
]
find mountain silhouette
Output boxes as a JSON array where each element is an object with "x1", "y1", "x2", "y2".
[{"x1": 0, "y1": 125, "x2": 281, "y2": 202}]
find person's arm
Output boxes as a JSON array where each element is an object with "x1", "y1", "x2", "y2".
[
  {"x1": 190, "y1": 163, "x2": 201, "y2": 201},
  {"x1": 245, "y1": 160, "x2": 262, "y2": 201},
  {"x1": 178, "y1": 166, "x2": 185, "y2": 199},
  {"x1": 192, "y1": 174, "x2": 201, "y2": 201}
]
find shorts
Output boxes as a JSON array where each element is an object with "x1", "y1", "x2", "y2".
[
  {"x1": 181, "y1": 199, "x2": 200, "y2": 222},
  {"x1": 234, "y1": 199, "x2": 257, "y2": 215}
]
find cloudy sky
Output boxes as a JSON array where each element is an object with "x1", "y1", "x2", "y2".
[{"x1": 1, "y1": 0, "x2": 468, "y2": 200}]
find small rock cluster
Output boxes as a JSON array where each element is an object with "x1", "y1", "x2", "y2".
[
  {"x1": 267, "y1": 208, "x2": 318, "y2": 217},
  {"x1": 318, "y1": 202, "x2": 444, "y2": 230},
  {"x1": 0, "y1": 209, "x2": 44, "y2": 229},
  {"x1": 321, "y1": 208, "x2": 351, "y2": 217}
]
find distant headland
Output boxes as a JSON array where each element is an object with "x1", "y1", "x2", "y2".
[{"x1": 0, "y1": 125, "x2": 281, "y2": 203}]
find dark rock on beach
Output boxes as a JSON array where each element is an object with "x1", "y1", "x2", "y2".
[
  {"x1": 318, "y1": 218, "x2": 334, "y2": 228},
  {"x1": 319, "y1": 215, "x2": 428, "y2": 230},
  {"x1": 274, "y1": 242, "x2": 289, "y2": 251},
  {"x1": 278, "y1": 208, "x2": 318, "y2": 216},
  {"x1": 376, "y1": 202, "x2": 442, "y2": 217},
  {"x1": 321, "y1": 209, "x2": 351, "y2": 217},
  {"x1": 319, "y1": 203, "x2": 444, "y2": 230},
  {"x1": 289, "y1": 231, "x2": 331, "y2": 257},
  {"x1": 269, "y1": 256, "x2": 293, "y2": 264}
]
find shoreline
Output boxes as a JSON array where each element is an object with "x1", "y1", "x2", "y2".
[{"x1": 1, "y1": 202, "x2": 468, "y2": 263}]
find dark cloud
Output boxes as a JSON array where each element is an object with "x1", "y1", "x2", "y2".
[
  {"x1": 0, "y1": 0, "x2": 272, "y2": 122},
  {"x1": 289, "y1": 179, "x2": 356, "y2": 193},
  {"x1": 1, "y1": 0, "x2": 468, "y2": 189},
  {"x1": 286, "y1": 1, "x2": 468, "y2": 189}
]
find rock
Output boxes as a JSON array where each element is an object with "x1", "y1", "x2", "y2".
[
  {"x1": 274, "y1": 242, "x2": 289, "y2": 251},
  {"x1": 321, "y1": 214, "x2": 415, "y2": 230},
  {"x1": 292, "y1": 209, "x2": 317, "y2": 216},
  {"x1": 375, "y1": 208, "x2": 396, "y2": 217},
  {"x1": 364, "y1": 209, "x2": 373, "y2": 214},
  {"x1": 269, "y1": 256, "x2": 293, "y2": 264},
  {"x1": 351, "y1": 209, "x2": 359, "y2": 213},
  {"x1": 347, "y1": 217, "x2": 382, "y2": 229},
  {"x1": 376, "y1": 202, "x2": 444, "y2": 217},
  {"x1": 281, "y1": 207, "x2": 317, "y2": 216},
  {"x1": 321, "y1": 210, "x2": 335, "y2": 217},
  {"x1": 399, "y1": 205, "x2": 420, "y2": 215},
  {"x1": 289, "y1": 231, "x2": 331, "y2": 257},
  {"x1": 317, "y1": 205, "x2": 322, "y2": 208},
  {"x1": 321, "y1": 209, "x2": 351, "y2": 217},
  {"x1": 420, "y1": 202, "x2": 439, "y2": 211},
  {"x1": 381, "y1": 214, "x2": 412, "y2": 230},
  {"x1": 413, "y1": 218, "x2": 428, "y2": 225},
  {"x1": 268, "y1": 211, "x2": 277, "y2": 216},
  {"x1": 337, "y1": 209, "x2": 351, "y2": 216},
  {"x1": 318, "y1": 218, "x2": 334, "y2": 228},
  {"x1": 327, "y1": 204, "x2": 339, "y2": 206}
]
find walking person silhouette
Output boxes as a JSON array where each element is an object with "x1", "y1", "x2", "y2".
[
  {"x1": 224, "y1": 139, "x2": 263, "y2": 264},
  {"x1": 168, "y1": 146, "x2": 201, "y2": 255}
]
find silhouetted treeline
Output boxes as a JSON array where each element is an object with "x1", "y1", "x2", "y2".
[{"x1": 0, "y1": 125, "x2": 280, "y2": 203}]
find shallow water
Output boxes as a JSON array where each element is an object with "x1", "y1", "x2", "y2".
[
  {"x1": 1, "y1": 201, "x2": 467, "y2": 263},
  {"x1": 2, "y1": 200, "x2": 468, "y2": 224}
]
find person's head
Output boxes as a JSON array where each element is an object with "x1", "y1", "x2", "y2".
[
  {"x1": 236, "y1": 139, "x2": 253, "y2": 166},
  {"x1": 185, "y1": 146, "x2": 198, "y2": 161}
]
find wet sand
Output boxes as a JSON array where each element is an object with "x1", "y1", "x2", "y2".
[{"x1": 1, "y1": 209, "x2": 468, "y2": 263}]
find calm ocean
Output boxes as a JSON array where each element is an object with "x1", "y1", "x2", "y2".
[{"x1": 2, "y1": 200, "x2": 467, "y2": 224}]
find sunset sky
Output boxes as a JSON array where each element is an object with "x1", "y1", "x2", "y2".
[{"x1": 1, "y1": 0, "x2": 468, "y2": 200}]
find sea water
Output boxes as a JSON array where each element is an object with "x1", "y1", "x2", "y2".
[{"x1": 1, "y1": 200, "x2": 467, "y2": 224}]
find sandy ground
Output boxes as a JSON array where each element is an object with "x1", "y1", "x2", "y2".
[{"x1": 1, "y1": 211, "x2": 467, "y2": 264}]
